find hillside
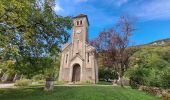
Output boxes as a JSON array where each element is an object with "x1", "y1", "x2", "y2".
[
  {"x1": 130, "y1": 38, "x2": 170, "y2": 56},
  {"x1": 149, "y1": 38, "x2": 170, "y2": 46},
  {"x1": 127, "y1": 38, "x2": 170, "y2": 89}
]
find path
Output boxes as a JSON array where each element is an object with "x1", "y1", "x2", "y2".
[{"x1": 0, "y1": 83, "x2": 14, "y2": 88}]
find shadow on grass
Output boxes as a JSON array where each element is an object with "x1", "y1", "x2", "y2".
[{"x1": 0, "y1": 86, "x2": 160, "y2": 100}]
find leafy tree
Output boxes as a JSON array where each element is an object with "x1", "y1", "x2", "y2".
[
  {"x1": 0, "y1": 0, "x2": 72, "y2": 91},
  {"x1": 99, "y1": 67, "x2": 118, "y2": 82},
  {"x1": 161, "y1": 68, "x2": 170, "y2": 89},
  {"x1": 91, "y1": 16, "x2": 135, "y2": 87},
  {"x1": 127, "y1": 48, "x2": 170, "y2": 89},
  {"x1": 127, "y1": 67, "x2": 150, "y2": 89}
]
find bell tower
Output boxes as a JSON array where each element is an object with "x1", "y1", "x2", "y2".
[
  {"x1": 72, "y1": 14, "x2": 89, "y2": 56},
  {"x1": 72, "y1": 14, "x2": 89, "y2": 43}
]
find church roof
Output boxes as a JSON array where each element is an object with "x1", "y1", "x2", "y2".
[
  {"x1": 86, "y1": 43, "x2": 96, "y2": 52},
  {"x1": 74, "y1": 14, "x2": 87, "y2": 18},
  {"x1": 62, "y1": 43, "x2": 72, "y2": 52},
  {"x1": 71, "y1": 53, "x2": 84, "y2": 62},
  {"x1": 73, "y1": 14, "x2": 89, "y2": 25}
]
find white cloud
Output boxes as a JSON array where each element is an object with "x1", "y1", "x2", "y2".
[
  {"x1": 54, "y1": 0, "x2": 89, "y2": 15},
  {"x1": 131, "y1": 0, "x2": 170, "y2": 20},
  {"x1": 54, "y1": 3, "x2": 64, "y2": 13}
]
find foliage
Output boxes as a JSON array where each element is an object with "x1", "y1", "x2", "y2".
[
  {"x1": 43, "y1": 56, "x2": 61, "y2": 79},
  {"x1": 127, "y1": 67, "x2": 150, "y2": 89},
  {"x1": 37, "y1": 80, "x2": 45, "y2": 84},
  {"x1": 126, "y1": 44, "x2": 170, "y2": 89},
  {"x1": 0, "y1": 0, "x2": 72, "y2": 79},
  {"x1": 32, "y1": 74, "x2": 45, "y2": 81},
  {"x1": 0, "y1": 60, "x2": 15, "y2": 74},
  {"x1": 0, "y1": 86, "x2": 159, "y2": 100},
  {"x1": 91, "y1": 16, "x2": 135, "y2": 87},
  {"x1": 97, "y1": 81, "x2": 113, "y2": 85},
  {"x1": 99, "y1": 67, "x2": 118, "y2": 81},
  {"x1": 161, "y1": 68, "x2": 170, "y2": 89},
  {"x1": 14, "y1": 79, "x2": 31, "y2": 87}
]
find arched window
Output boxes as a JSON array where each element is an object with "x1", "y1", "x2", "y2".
[
  {"x1": 77, "y1": 21, "x2": 79, "y2": 26},
  {"x1": 87, "y1": 53, "x2": 90, "y2": 63},
  {"x1": 80, "y1": 20, "x2": 82, "y2": 25},
  {"x1": 66, "y1": 54, "x2": 68, "y2": 63},
  {"x1": 77, "y1": 40, "x2": 79, "y2": 49}
]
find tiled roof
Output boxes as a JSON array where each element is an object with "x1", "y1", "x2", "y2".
[{"x1": 73, "y1": 14, "x2": 89, "y2": 25}]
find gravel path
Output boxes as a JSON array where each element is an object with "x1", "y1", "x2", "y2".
[
  {"x1": 0, "y1": 83, "x2": 116, "y2": 88},
  {"x1": 0, "y1": 83, "x2": 14, "y2": 88}
]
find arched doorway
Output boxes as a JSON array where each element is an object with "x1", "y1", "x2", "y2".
[{"x1": 72, "y1": 64, "x2": 80, "y2": 82}]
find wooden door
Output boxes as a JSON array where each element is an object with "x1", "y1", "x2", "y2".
[{"x1": 72, "y1": 64, "x2": 80, "y2": 82}]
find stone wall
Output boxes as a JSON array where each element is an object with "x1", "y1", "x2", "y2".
[{"x1": 139, "y1": 86, "x2": 170, "y2": 99}]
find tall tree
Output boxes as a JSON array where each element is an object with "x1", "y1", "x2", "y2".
[
  {"x1": 91, "y1": 16, "x2": 135, "y2": 87},
  {"x1": 0, "y1": 0, "x2": 72, "y2": 91}
]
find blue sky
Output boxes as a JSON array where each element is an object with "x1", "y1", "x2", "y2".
[{"x1": 55, "y1": 0, "x2": 170, "y2": 45}]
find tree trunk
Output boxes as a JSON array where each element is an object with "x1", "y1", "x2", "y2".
[
  {"x1": 1, "y1": 73, "x2": 8, "y2": 82},
  {"x1": 13, "y1": 74, "x2": 17, "y2": 82},
  {"x1": 120, "y1": 63, "x2": 124, "y2": 87},
  {"x1": 120, "y1": 76, "x2": 124, "y2": 87},
  {"x1": 44, "y1": 78, "x2": 54, "y2": 91},
  {"x1": 20, "y1": 74, "x2": 23, "y2": 80}
]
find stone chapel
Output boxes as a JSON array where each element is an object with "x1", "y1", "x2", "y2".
[{"x1": 58, "y1": 14, "x2": 98, "y2": 83}]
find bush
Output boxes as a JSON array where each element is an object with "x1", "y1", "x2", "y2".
[
  {"x1": 128, "y1": 67, "x2": 150, "y2": 89},
  {"x1": 129, "y1": 77, "x2": 141, "y2": 89},
  {"x1": 97, "y1": 81, "x2": 112, "y2": 85},
  {"x1": 161, "y1": 69, "x2": 170, "y2": 89},
  {"x1": 32, "y1": 74, "x2": 45, "y2": 81},
  {"x1": 99, "y1": 68, "x2": 118, "y2": 81},
  {"x1": 128, "y1": 49, "x2": 170, "y2": 89},
  {"x1": 147, "y1": 69, "x2": 170, "y2": 89},
  {"x1": 37, "y1": 80, "x2": 45, "y2": 84},
  {"x1": 149, "y1": 77, "x2": 162, "y2": 87},
  {"x1": 14, "y1": 79, "x2": 31, "y2": 87}
]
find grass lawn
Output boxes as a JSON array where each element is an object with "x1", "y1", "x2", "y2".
[
  {"x1": 97, "y1": 81, "x2": 113, "y2": 85},
  {"x1": 0, "y1": 86, "x2": 160, "y2": 100}
]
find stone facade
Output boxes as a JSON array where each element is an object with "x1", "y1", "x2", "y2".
[{"x1": 58, "y1": 14, "x2": 98, "y2": 83}]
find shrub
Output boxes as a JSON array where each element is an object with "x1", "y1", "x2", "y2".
[
  {"x1": 128, "y1": 67, "x2": 150, "y2": 89},
  {"x1": 147, "y1": 69, "x2": 170, "y2": 89},
  {"x1": 99, "y1": 68, "x2": 118, "y2": 81},
  {"x1": 161, "y1": 69, "x2": 170, "y2": 89},
  {"x1": 149, "y1": 76, "x2": 162, "y2": 87},
  {"x1": 128, "y1": 49, "x2": 170, "y2": 89},
  {"x1": 37, "y1": 80, "x2": 45, "y2": 84},
  {"x1": 97, "y1": 81, "x2": 112, "y2": 85},
  {"x1": 32, "y1": 74, "x2": 45, "y2": 81},
  {"x1": 14, "y1": 79, "x2": 31, "y2": 87},
  {"x1": 129, "y1": 77, "x2": 140, "y2": 89}
]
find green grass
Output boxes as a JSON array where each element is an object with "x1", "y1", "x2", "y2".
[
  {"x1": 0, "y1": 86, "x2": 160, "y2": 100},
  {"x1": 97, "y1": 81, "x2": 113, "y2": 85}
]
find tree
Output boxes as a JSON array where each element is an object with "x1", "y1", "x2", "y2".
[
  {"x1": 0, "y1": 0, "x2": 72, "y2": 91},
  {"x1": 99, "y1": 67, "x2": 118, "y2": 82},
  {"x1": 126, "y1": 49, "x2": 170, "y2": 89},
  {"x1": 91, "y1": 16, "x2": 135, "y2": 87}
]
